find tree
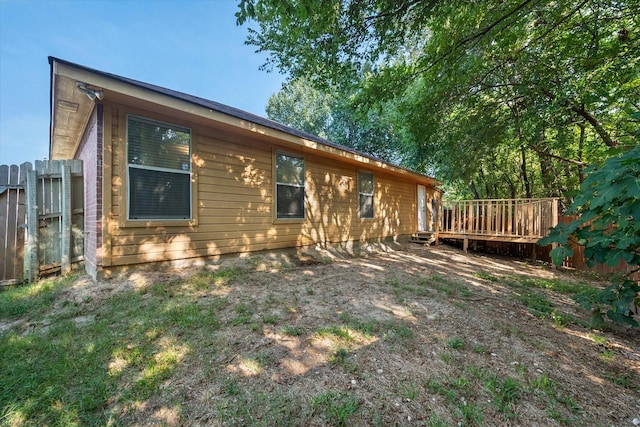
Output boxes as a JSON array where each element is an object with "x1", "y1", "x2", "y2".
[
  {"x1": 265, "y1": 77, "x2": 410, "y2": 164},
  {"x1": 540, "y1": 144, "x2": 640, "y2": 327},
  {"x1": 238, "y1": 0, "x2": 639, "y2": 201},
  {"x1": 266, "y1": 78, "x2": 334, "y2": 139}
]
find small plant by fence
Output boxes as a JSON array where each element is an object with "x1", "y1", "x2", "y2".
[{"x1": 0, "y1": 160, "x2": 83, "y2": 284}]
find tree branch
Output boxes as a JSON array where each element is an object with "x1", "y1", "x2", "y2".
[
  {"x1": 540, "y1": 88, "x2": 616, "y2": 148},
  {"x1": 363, "y1": 0, "x2": 424, "y2": 24},
  {"x1": 405, "y1": 0, "x2": 537, "y2": 79},
  {"x1": 528, "y1": 144, "x2": 588, "y2": 167},
  {"x1": 570, "y1": 104, "x2": 617, "y2": 148},
  {"x1": 455, "y1": 0, "x2": 536, "y2": 47}
]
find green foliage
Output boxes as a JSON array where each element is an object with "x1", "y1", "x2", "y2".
[
  {"x1": 0, "y1": 274, "x2": 78, "y2": 319},
  {"x1": 574, "y1": 279, "x2": 640, "y2": 328},
  {"x1": 477, "y1": 371, "x2": 522, "y2": 420},
  {"x1": 0, "y1": 283, "x2": 200, "y2": 425},
  {"x1": 189, "y1": 266, "x2": 244, "y2": 290},
  {"x1": 328, "y1": 347, "x2": 353, "y2": 370},
  {"x1": 262, "y1": 313, "x2": 280, "y2": 325},
  {"x1": 447, "y1": 337, "x2": 465, "y2": 349},
  {"x1": 237, "y1": 0, "x2": 639, "y2": 201},
  {"x1": 265, "y1": 77, "x2": 334, "y2": 139},
  {"x1": 279, "y1": 324, "x2": 305, "y2": 336},
  {"x1": 473, "y1": 344, "x2": 488, "y2": 354},
  {"x1": 541, "y1": 146, "x2": 640, "y2": 327},
  {"x1": 518, "y1": 292, "x2": 554, "y2": 316},
  {"x1": 232, "y1": 303, "x2": 254, "y2": 325},
  {"x1": 517, "y1": 277, "x2": 590, "y2": 295},
  {"x1": 311, "y1": 391, "x2": 359, "y2": 426},
  {"x1": 543, "y1": 146, "x2": 640, "y2": 268},
  {"x1": 316, "y1": 325, "x2": 355, "y2": 343},
  {"x1": 265, "y1": 76, "x2": 408, "y2": 164},
  {"x1": 474, "y1": 271, "x2": 499, "y2": 282}
]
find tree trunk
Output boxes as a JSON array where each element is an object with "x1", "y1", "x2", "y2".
[
  {"x1": 504, "y1": 175, "x2": 517, "y2": 200},
  {"x1": 520, "y1": 144, "x2": 532, "y2": 198},
  {"x1": 470, "y1": 180, "x2": 480, "y2": 199},
  {"x1": 510, "y1": 98, "x2": 532, "y2": 198},
  {"x1": 535, "y1": 128, "x2": 555, "y2": 195},
  {"x1": 577, "y1": 121, "x2": 585, "y2": 183},
  {"x1": 479, "y1": 167, "x2": 491, "y2": 199}
]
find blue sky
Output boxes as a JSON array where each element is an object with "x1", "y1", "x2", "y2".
[{"x1": 0, "y1": 0, "x2": 286, "y2": 165}]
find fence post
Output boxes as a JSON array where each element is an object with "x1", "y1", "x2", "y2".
[
  {"x1": 61, "y1": 165, "x2": 72, "y2": 274},
  {"x1": 25, "y1": 169, "x2": 38, "y2": 282}
]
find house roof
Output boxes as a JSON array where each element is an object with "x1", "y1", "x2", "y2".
[{"x1": 49, "y1": 57, "x2": 440, "y2": 186}]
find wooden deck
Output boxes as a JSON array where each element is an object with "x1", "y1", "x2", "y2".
[{"x1": 438, "y1": 198, "x2": 559, "y2": 250}]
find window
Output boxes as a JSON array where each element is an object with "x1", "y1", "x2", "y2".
[
  {"x1": 127, "y1": 115, "x2": 192, "y2": 220},
  {"x1": 359, "y1": 172, "x2": 374, "y2": 219},
  {"x1": 275, "y1": 152, "x2": 305, "y2": 219}
]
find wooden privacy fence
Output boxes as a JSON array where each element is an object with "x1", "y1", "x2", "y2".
[
  {"x1": 0, "y1": 160, "x2": 83, "y2": 284},
  {"x1": 439, "y1": 198, "x2": 559, "y2": 247},
  {"x1": 0, "y1": 163, "x2": 28, "y2": 283},
  {"x1": 556, "y1": 215, "x2": 640, "y2": 282}
]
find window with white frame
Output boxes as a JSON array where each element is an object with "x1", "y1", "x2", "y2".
[
  {"x1": 359, "y1": 171, "x2": 374, "y2": 218},
  {"x1": 275, "y1": 152, "x2": 305, "y2": 219},
  {"x1": 127, "y1": 115, "x2": 192, "y2": 220}
]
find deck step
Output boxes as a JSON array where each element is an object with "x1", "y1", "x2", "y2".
[{"x1": 411, "y1": 231, "x2": 436, "y2": 244}]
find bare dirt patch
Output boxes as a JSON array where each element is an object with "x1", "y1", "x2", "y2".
[{"x1": 4, "y1": 243, "x2": 639, "y2": 426}]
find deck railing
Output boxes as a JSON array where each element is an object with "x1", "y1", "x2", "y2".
[{"x1": 439, "y1": 198, "x2": 559, "y2": 242}]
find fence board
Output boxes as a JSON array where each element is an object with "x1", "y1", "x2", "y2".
[
  {"x1": 5, "y1": 166, "x2": 19, "y2": 280},
  {"x1": 25, "y1": 169, "x2": 38, "y2": 282},
  {"x1": 0, "y1": 164, "x2": 10, "y2": 281},
  {"x1": 1, "y1": 160, "x2": 83, "y2": 284},
  {"x1": 15, "y1": 164, "x2": 28, "y2": 280},
  {"x1": 0, "y1": 163, "x2": 31, "y2": 283}
]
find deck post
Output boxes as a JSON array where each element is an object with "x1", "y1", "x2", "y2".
[
  {"x1": 463, "y1": 237, "x2": 469, "y2": 253},
  {"x1": 531, "y1": 243, "x2": 537, "y2": 261}
]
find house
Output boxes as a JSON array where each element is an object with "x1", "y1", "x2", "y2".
[{"x1": 49, "y1": 57, "x2": 441, "y2": 279}]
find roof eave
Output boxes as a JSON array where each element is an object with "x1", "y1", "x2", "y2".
[{"x1": 48, "y1": 57, "x2": 441, "y2": 186}]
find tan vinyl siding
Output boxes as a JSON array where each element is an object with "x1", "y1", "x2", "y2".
[{"x1": 102, "y1": 102, "x2": 433, "y2": 269}]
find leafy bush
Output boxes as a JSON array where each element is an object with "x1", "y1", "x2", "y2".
[{"x1": 540, "y1": 145, "x2": 640, "y2": 327}]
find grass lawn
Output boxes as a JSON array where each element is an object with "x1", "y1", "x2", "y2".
[{"x1": 1, "y1": 244, "x2": 638, "y2": 426}]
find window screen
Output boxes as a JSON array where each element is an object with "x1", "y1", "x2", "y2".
[
  {"x1": 127, "y1": 115, "x2": 192, "y2": 220},
  {"x1": 359, "y1": 172, "x2": 374, "y2": 219},
  {"x1": 276, "y1": 153, "x2": 305, "y2": 219}
]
